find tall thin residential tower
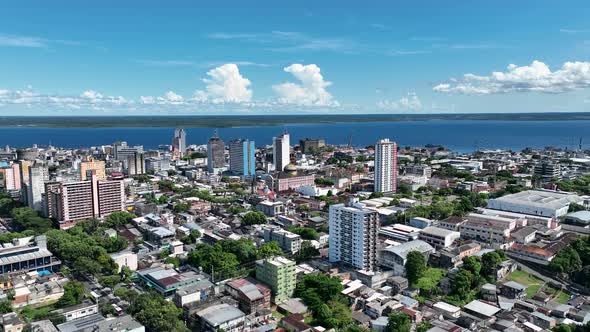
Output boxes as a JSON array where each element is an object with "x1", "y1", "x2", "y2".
[
  {"x1": 374, "y1": 138, "x2": 397, "y2": 194},
  {"x1": 172, "y1": 128, "x2": 187, "y2": 157},
  {"x1": 273, "y1": 131, "x2": 290, "y2": 172}
]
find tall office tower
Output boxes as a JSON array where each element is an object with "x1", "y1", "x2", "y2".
[
  {"x1": 172, "y1": 128, "x2": 187, "y2": 157},
  {"x1": 207, "y1": 132, "x2": 225, "y2": 173},
  {"x1": 0, "y1": 164, "x2": 21, "y2": 191},
  {"x1": 46, "y1": 170, "x2": 124, "y2": 227},
  {"x1": 127, "y1": 152, "x2": 145, "y2": 176},
  {"x1": 80, "y1": 157, "x2": 106, "y2": 181},
  {"x1": 273, "y1": 131, "x2": 290, "y2": 172},
  {"x1": 229, "y1": 139, "x2": 256, "y2": 176},
  {"x1": 329, "y1": 203, "x2": 379, "y2": 271},
  {"x1": 112, "y1": 141, "x2": 126, "y2": 160},
  {"x1": 113, "y1": 141, "x2": 143, "y2": 161},
  {"x1": 374, "y1": 138, "x2": 397, "y2": 194},
  {"x1": 28, "y1": 164, "x2": 48, "y2": 212}
]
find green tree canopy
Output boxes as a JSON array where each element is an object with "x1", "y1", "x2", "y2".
[
  {"x1": 241, "y1": 211, "x2": 267, "y2": 226},
  {"x1": 128, "y1": 293, "x2": 189, "y2": 332},
  {"x1": 385, "y1": 312, "x2": 411, "y2": 332},
  {"x1": 56, "y1": 281, "x2": 85, "y2": 307},
  {"x1": 257, "y1": 241, "x2": 283, "y2": 259},
  {"x1": 405, "y1": 251, "x2": 427, "y2": 285}
]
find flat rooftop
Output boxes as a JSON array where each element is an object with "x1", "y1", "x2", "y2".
[{"x1": 489, "y1": 190, "x2": 581, "y2": 209}]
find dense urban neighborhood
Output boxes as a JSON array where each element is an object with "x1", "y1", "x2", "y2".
[{"x1": 0, "y1": 129, "x2": 590, "y2": 332}]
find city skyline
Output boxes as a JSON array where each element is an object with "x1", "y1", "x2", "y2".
[{"x1": 0, "y1": 1, "x2": 589, "y2": 115}]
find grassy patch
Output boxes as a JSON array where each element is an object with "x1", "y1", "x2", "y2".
[
  {"x1": 414, "y1": 268, "x2": 446, "y2": 290},
  {"x1": 506, "y1": 270, "x2": 544, "y2": 299},
  {"x1": 506, "y1": 270, "x2": 543, "y2": 285},
  {"x1": 554, "y1": 290, "x2": 571, "y2": 304},
  {"x1": 526, "y1": 285, "x2": 542, "y2": 298},
  {"x1": 271, "y1": 310, "x2": 284, "y2": 320},
  {"x1": 19, "y1": 304, "x2": 63, "y2": 324}
]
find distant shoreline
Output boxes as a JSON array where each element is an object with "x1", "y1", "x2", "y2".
[{"x1": 1, "y1": 113, "x2": 590, "y2": 128}]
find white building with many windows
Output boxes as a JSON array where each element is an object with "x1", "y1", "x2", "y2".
[
  {"x1": 374, "y1": 138, "x2": 397, "y2": 194},
  {"x1": 418, "y1": 226, "x2": 460, "y2": 249},
  {"x1": 329, "y1": 203, "x2": 379, "y2": 271}
]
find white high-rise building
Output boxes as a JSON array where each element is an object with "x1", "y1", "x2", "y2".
[
  {"x1": 329, "y1": 203, "x2": 378, "y2": 271},
  {"x1": 374, "y1": 138, "x2": 397, "y2": 193},
  {"x1": 173, "y1": 128, "x2": 187, "y2": 157},
  {"x1": 28, "y1": 164, "x2": 48, "y2": 212},
  {"x1": 127, "y1": 152, "x2": 145, "y2": 176},
  {"x1": 273, "y1": 132, "x2": 290, "y2": 172}
]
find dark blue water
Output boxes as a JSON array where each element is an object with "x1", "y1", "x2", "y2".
[{"x1": 0, "y1": 120, "x2": 588, "y2": 152}]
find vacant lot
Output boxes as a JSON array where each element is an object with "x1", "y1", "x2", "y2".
[{"x1": 506, "y1": 270, "x2": 544, "y2": 298}]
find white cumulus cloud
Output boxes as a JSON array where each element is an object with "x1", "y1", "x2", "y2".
[
  {"x1": 272, "y1": 63, "x2": 337, "y2": 106},
  {"x1": 81, "y1": 90, "x2": 104, "y2": 99},
  {"x1": 433, "y1": 60, "x2": 590, "y2": 94},
  {"x1": 194, "y1": 63, "x2": 252, "y2": 103},
  {"x1": 377, "y1": 93, "x2": 422, "y2": 111},
  {"x1": 163, "y1": 91, "x2": 183, "y2": 102}
]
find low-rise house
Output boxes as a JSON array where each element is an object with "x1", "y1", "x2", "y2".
[
  {"x1": 530, "y1": 311, "x2": 556, "y2": 330},
  {"x1": 387, "y1": 276, "x2": 408, "y2": 295},
  {"x1": 110, "y1": 251, "x2": 138, "y2": 272},
  {"x1": 11, "y1": 273, "x2": 68, "y2": 308},
  {"x1": 225, "y1": 278, "x2": 271, "y2": 315},
  {"x1": 56, "y1": 314, "x2": 144, "y2": 332},
  {"x1": 430, "y1": 242, "x2": 481, "y2": 268},
  {"x1": 194, "y1": 303, "x2": 245, "y2": 332},
  {"x1": 174, "y1": 279, "x2": 215, "y2": 307},
  {"x1": 282, "y1": 314, "x2": 313, "y2": 332},
  {"x1": 463, "y1": 300, "x2": 501, "y2": 320},
  {"x1": 433, "y1": 301, "x2": 461, "y2": 319},
  {"x1": 500, "y1": 281, "x2": 527, "y2": 299},
  {"x1": 135, "y1": 267, "x2": 209, "y2": 297},
  {"x1": 1, "y1": 312, "x2": 24, "y2": 332},
  {"x1": 146, "y1": 227, "x2": 175, "y2": 246},
  {"x1": 52, "y1": 300, "x2": 98, "y2": 322},
  {"x1": 480, "y1": 283, "x2": 497, "y2": 302}
]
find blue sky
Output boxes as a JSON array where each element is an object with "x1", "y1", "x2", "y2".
[{"x1": 1, "y1": 0, "x2": 590, "y2": 115}]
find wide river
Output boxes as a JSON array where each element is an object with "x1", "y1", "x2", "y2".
[{"x1": 0, "y1": 120, "x2": 588, "y2": 153}]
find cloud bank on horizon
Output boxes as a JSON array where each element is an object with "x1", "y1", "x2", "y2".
[
  {"x1": 0, "y1": 63, "x2": 346, "y2": 114},
  {"x1": 2, "y1": 59, "x2": 590, "y2": 115},
  {"x1": 434, "y1": 61, "x2": 590, "y2": 95},
  {"x1": 1, "y1": 2, "x2": 590, "y2": 115}
]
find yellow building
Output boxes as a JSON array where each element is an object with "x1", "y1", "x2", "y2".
[{"x1": 80, "y1": 158, "x2": 106, "y2": 181}]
